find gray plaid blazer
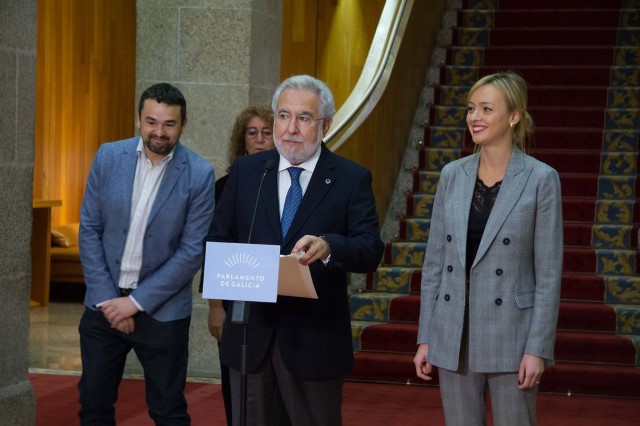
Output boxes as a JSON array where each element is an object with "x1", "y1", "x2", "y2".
[{"x1": 417, "y1": 147, "x2": 563, "y2": 372}]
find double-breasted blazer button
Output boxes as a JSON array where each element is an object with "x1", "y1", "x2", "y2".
[
  {"x1": 503, "y1": 238, "x2": 510, "y2": 245},
  {"x1": 495, "y1": 298, "x2": 503, "y2": 305},
  {"x1": 446, "y1": 235, "x2": 452, "y2": 242},
  {"x1": 495, "y1": 268, "x2": 503, "y2": 276},
  {"x1": 444, "y1": 294, "x2": 450, "y2": 301},
  {"x1": 447, "y1": 265, "x2": 453, "y2": 272}
]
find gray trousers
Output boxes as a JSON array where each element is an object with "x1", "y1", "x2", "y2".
[{"x1": 437, "y1": 314, "x2": 537, "y2": 425}]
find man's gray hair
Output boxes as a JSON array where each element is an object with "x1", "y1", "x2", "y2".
[{"x1": 272, "y1": 75, "x2": 336, "y2": 120}]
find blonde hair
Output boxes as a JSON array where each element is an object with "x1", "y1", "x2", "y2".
[{"x1": 467, "y1": 71, "x2": 534, "y2": 153}]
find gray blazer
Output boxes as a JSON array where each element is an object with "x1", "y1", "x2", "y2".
[
  {"x1": 79, "y1": 137, "x2": 215, "y2": 322},
  {"x1": 417, "y1": 147, "x2": 563, "y2": 372}
]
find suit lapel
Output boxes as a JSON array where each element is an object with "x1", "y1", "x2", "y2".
[
  {"x1": 454, "y1": 154, "x2": 479, "y2": 270},
  {"x1": 261, "y1": 152, "x2": 284, "y2": 242},
  {"x1": 119, "y1": 139, "x2": 138, "y2": 222},
  {"x1": 282, "y1": 145, "x2": 335, "y2": 247},
  {"x1": 148, "y1": 143, "x2": 186, "y2": 225},
  {"x1": 472, "y1": 147, "x2": 530, "y2": 268}
]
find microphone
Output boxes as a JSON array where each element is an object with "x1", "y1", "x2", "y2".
[
  {"x1": 247, "y1": 158, "x2": 277, "y2": 244},
  {"x1": 232, "y1": 158, "x2": 277, "y2": 324}
]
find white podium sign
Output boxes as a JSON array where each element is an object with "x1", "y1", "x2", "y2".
[{"x1": 202, "y1": 242, "x2": 281, "y2": 302}]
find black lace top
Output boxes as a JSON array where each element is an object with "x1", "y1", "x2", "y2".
[{"x1": 465, "y1": 178, "x2": 502, "y2": 275}]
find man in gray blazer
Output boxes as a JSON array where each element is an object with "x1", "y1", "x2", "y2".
[{"x1": 77, "y1": 83, "x2": 215, "y2": 425}]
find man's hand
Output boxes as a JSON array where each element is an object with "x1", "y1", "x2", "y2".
[
  {"x1": 291, "y1": 235, "x2": 330, "y2": 266},
  {"x1": 101, "y1": 297, "x2": 139, "y2": 327},
  {"x1": 112, "y1": 317, "x2": 135, "y2": 334},
  {"x1": 208, "y1": 300, "x2": 226, "y2": 341},
  {"x1": 414, "y1": 343, "x2": 434, "y2": 381}
]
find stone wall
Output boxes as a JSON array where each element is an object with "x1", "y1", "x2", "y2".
[{"x1": 0, "y1": 0, "x2": 37, "y2": 424}]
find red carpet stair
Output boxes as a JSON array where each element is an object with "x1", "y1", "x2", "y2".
[{"x1": 348, "y1": 0, "x2": 640, "y2": 398}]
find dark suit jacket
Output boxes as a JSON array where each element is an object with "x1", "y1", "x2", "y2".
[{"x1": 208, "y1": 144, "x2": 384, "y2": 379}]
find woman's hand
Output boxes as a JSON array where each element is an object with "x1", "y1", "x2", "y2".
[
  {"x1": 414, "y1": 343, "x2": 434, "y2": 381},
  {"x1": 518, "y1": 354, "x2": 544, "y2": 389}
]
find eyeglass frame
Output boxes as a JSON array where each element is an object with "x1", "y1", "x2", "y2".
[
  {"x1": 275, "y1": 111, "x2": 325, "y2": 129},
  {"x1": 244, "y1": 127, "x2": 273, "y2": 139}
]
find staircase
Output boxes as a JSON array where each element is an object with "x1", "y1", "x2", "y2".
[{"x1": 348, "y1": 0, "x2": 640, "y2": 398}]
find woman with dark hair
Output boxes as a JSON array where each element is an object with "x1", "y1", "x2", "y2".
[{"x1": 215, "y1": 105, "x2": 275, "y2": 203}]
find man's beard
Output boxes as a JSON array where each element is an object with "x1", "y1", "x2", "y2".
[
  {"x1": 144, "y1": 136, "x2": 175, "y2": 156},
  {"x1": 275, "y1": 134, "x2": 321, "y2": 165}
]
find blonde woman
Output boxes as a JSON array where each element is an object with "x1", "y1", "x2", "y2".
[{"x1": 414, "y1": 72, "x2": 563, "y2": 425}]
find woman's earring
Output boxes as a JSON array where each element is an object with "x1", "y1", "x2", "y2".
[{"x1": 510, "y1": 122, "x2": 516, "y2": 128}]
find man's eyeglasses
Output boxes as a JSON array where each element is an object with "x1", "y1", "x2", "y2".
[
  {"x1": 275, "y1": 112, "x2": 325, "y2": 129},
  {"x1": 245, "y1": 128, "x2": 273, "y2": 139}
]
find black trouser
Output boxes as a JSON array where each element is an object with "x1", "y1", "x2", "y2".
[{"x1": 78, "y1": 307, "x2": 191, "y2": 425}]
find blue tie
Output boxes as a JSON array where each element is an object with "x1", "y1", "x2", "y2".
[{"x1": 281, "y1": 167, "x2": 303, "y2": 238}]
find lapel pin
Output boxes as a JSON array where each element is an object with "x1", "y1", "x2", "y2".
[{"x1": 325, "y1": 179, "x2": 331, "y2": 184}]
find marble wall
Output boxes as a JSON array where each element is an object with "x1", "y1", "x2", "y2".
[{"x1": 0, "y1": 0, "x2": 37, "y2": 424}]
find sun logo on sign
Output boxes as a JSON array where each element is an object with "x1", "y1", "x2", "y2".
[{"x1": 224, "y1": 253, "x2": 261, "y2": 269}]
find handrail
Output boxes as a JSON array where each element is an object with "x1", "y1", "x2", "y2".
[{"x1": 324, "y1": 0, "x2": 412, "y2": 150}]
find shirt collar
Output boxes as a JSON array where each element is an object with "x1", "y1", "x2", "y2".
[{"x1": 278, "y1": 144, "x2": 321, "y2": 173}]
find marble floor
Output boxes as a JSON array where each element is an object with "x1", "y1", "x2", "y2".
[
  {"x1": 28, "y1": 282, "x2": 221, "y2": 382},
  {"x1": 29, "y1": 300, "x2": 84, "y2": 373}
]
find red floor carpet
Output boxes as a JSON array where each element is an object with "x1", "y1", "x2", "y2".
[{"x1": 31, "y1": 373, "x2": 640, "y2": 425}]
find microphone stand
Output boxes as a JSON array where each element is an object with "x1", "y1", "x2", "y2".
[{"x1": 231, "y1": 159, "x2": 275, "y2": 426}]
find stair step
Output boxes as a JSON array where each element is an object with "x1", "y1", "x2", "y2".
[
  {"x1": 440, "y1": 65, "x2": 640, "y2": 87},
  {"x1": 367, "y1": 268, "x2": 609, "y2": 302},
  {"x1": 349, "y1": 292, "x2": 421, "y2": 323},
  {"x1": 420, "y1": 148, "x2": 639, "y2": 177},
  {"x1": 413, "y1": 171, "x2": 640, "y2": 201},
  {"x1": 563, "y1": 223, "x2": 594, "y2": 247},
  {"x1": 543, "y1": 362, "x2": 640, "y2": 398},
  {"x1": 356, "y1": 323, "x2": 637, "y2": 366},
  {"x1": 418, "y1": 148, "x2": 610, "y2": 174},
  {"x1": 382, "y1": 242, "x2": 426, "y2": 268},
  {"x1": 471, "y1": 0, "x2": 623, "y2": 9},
  {"x1": 359, "y1": 322, "x2": 419, "y2": 353},
  {"x1": 413, "y1": 171, "x2": 637, "y2": 198},
  {"x1": 408, "y1": 195, "x2": 640, "y2": 224},
  {"x1": 351, "y1": 352, "x2": 640, "y2": 397},
  {"x1": 458, "y1": 10, "x2": 621, "y2": 29},
  {"x1": 448, "y1": 46, "x2": 633, "y2": 67},
  {"x1": 352, "y1": 293, "x2": 626, "y2": 333},
  {"x1": 553, "y1": 331, "x2": 637, "y2": 365},
  {"x1": 366, "y1": 266, "x2": 421, "y2": 294},
  {"x1": 455, "y1": 28, "x2": 624, "y2": 47},
  {"x1": 399, "y1": 219, "x2": 637, "y2": 249},
  {"x1": 351, "y1": 351, "x2": 426, "y2": 385},
  {"x1": 557, "y1": 301, "x2": 618, "y2": 332}
]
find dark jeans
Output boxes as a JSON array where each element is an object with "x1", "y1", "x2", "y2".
[{"x1": 78, "y1": 307, "x2": 191, "y2": 425}]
